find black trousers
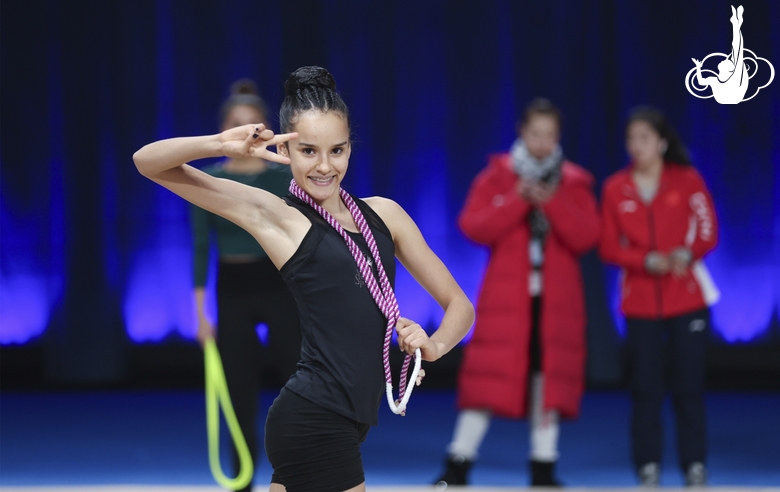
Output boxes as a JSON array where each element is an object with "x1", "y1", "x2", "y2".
[
  {"x1": 216, "y1": 259, "x2": 301, "y2": 492},
  {"x1": 626, "y1": 308, "x2": 710, "y2": 471}
]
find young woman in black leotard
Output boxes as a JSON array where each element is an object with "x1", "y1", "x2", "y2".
[{"x1": 134, "y1": 66, "x2": 475, "y2": 492}]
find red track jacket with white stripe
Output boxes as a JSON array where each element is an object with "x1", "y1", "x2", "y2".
[{"x1": 599, "y1": 163, "x2": 719, "y2": 319}]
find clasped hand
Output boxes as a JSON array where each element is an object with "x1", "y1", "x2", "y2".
[
  {"x1": 645, "y1": 248, "x2": 692, "y2": 278},
  {"x1": 219, "y1": 123, "x2": 298, "y2": 164},
  {"x1": 518, "y1": 180, "x2": 556, "y2": 205}
]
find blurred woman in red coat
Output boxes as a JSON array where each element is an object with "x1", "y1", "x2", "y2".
[
  {"x1": 599, "y1": 107, "x2": 718, "y2": 488},
  {"x1": 434, "y1": 99, "x2": 600, "y2": 487}
]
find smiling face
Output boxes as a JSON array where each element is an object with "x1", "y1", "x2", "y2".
[{"x1": 282, "y1": 110, "x2": 351, "y2": 205}]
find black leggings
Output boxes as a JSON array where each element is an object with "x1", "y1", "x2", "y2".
[
  {"x1": 216, "y1": 259, "x2": 301, "y2": 492},
  {"x1": 626, "y1": 308, "x2": 710, "y2": 471}
]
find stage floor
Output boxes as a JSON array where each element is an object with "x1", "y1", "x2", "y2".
[
  {"x1": 1, "y1": 390, "x2": 778, "y2": 489},
  {"x1": 2, "y1": 487, "x2": 780, "y2": 491}
]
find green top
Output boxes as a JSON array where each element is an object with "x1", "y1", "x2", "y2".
[{"x1": 190, "y1": 162, "x2": 292, "y2": 287}]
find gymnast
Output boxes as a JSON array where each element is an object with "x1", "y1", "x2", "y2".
[
  {"x1": 692, "y1": 5, "x2": 748, "y2": 104},
  {"x1": 133, "y1": 65, "x2": 474, "y2": 492}
]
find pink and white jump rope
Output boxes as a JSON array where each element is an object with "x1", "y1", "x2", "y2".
[{"x1": 289, "y1": 180, "x2": 422, "y2": 415}]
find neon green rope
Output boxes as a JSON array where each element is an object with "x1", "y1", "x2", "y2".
[{"x1": 204, "y1": 338, "x2": 254, "y2": 489}]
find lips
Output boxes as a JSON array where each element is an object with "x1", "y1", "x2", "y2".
[{"x1": 309, "y1": 176, "x2": 335, "y2": 187}]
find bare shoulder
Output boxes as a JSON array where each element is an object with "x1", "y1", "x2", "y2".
[
  {"x1": 362, "y1": 196, "x2": 419, "y2": 244},
  {"x1": 363, "y1": 196, "x2": 404, "y2": 216}
]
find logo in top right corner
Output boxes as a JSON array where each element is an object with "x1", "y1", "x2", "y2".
[{"x1": 685, "y1": 5, "x2": 774, "y2": 104}]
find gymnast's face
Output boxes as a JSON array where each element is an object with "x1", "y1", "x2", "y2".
[
  {"x1": 519, "y1": 114, "x2": 560, "y2": 160},
  {"x1": 282, "y1": 110, "x2": 351, "y2": 204},
  {"x1": 626, "y1": 120, "x2": 665, "y2": 169},
  {"x1": 221, "y1": 104, "x2": 267, "y2": 132}
]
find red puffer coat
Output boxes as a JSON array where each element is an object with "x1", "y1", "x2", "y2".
[{"x1": 456, "y1": 153, "x2": 600, "y2": 419}]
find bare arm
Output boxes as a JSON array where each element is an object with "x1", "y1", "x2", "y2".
[
  {"x1": 133, "y1": 124, "x2": 306, "y2": 266},
  {"x1": 367, "y1": 197, "x2": 475, "y2": 362}
]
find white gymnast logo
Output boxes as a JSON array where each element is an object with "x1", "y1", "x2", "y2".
[{"x1": 685, "y1": 5, "x2": 774, "y2": 104}]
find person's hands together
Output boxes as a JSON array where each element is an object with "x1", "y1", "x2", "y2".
[
  {"x1": 518, "y1": 180, "x2": 556, "y2": 206},
  {"x1": 669, "y1": 247, "x2": 692, "y2": 278},
  {"x1": 645, "y1": 251, "x2": 671, "y2": 275},
  {"x1": 219, "y1": 123, "x2": 298, "y2": 164}
]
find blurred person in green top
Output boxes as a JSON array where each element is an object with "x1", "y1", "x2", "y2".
[{"x1": 190, "y1": 79, "x2": 301, "y2": 492}]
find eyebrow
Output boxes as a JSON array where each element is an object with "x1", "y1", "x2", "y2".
[{"x1": 297, "y1": 141, "x2": 349, "y2": 147}]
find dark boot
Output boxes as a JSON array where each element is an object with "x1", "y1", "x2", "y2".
[
  {"x1": 530, "y1": 459, "x2": 563, "y2": 487},
  {"x1": 433, "y1": 454, "x2": 473, "y2": 487}
]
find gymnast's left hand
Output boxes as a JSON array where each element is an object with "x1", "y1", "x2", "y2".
[{"x1": 396, "y1": 317, "x2": 443, "y2": 362}]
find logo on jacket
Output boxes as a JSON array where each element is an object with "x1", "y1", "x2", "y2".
[
  {"x1": 619, "y1": 200, "x2": 638, "y2": 214},
  {"x1": 690, "y1": 193, "x2": 713, "y2": 241},
  {"x1": 685, "y1": 5, "x2": 774, "y2": 104},
  {"x1": 689, "y1": 319, "x2": 706, "y2": 332}
]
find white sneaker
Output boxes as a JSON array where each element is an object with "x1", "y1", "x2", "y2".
[
  {"x1": 685, "y1": 462, "x2": 707, "y2": 487},
  {"x1": 638, "y1": 462, "x2": 660, "y2": 487}
]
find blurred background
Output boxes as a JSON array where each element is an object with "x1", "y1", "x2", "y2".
[
  {"x1": 2, "y1": 0, "x2": 778, "y2": 390},
  {"x1": 1, "y1": 0, "x2": 779, "y2": 487}
]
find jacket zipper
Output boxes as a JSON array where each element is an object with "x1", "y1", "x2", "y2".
[{"x1": 646, "y1": 206, "x2": 664, "y2": 318}]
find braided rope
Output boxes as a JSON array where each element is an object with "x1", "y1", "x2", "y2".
[{"x1": 289, "y1": 180, "x2": 421, "y2": 415}]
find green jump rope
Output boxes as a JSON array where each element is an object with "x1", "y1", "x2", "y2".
[{"x1": 204, "y1": 338, "x2": 254, "y2": 489}]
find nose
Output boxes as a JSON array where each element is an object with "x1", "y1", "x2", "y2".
[{"x1": 315, "y1": 155, "x2": 333, "y2": 173}]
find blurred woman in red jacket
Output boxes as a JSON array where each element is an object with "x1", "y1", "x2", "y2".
[
  {"x1": 599, "y1": 107, "x2": 719, "y2": 487},
  {"x1": 434, "y1": 99, "x2": 600, "y2": 487}
]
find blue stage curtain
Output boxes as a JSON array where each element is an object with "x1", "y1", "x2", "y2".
[{"x1": 1, "y1": 0, "x2": 777, "y2": 384}]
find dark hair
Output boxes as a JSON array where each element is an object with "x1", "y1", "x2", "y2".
[
  {"x1": 627, "y1": 106, "x2": 691, "y2": 166},
  {"x1": 218, "y1": 78, "x2": 269, "y2": 125},
  {"x1": 519, "y1": 97, "x2": 563, "y2": 131},
  {"x1": 279, "y1": 66, "x2": 350, "y2": 134}
]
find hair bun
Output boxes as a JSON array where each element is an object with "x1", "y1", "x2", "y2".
[
  {"x1": 284, "y1": 66, "x2": 336, "y2": 96},
  {"x1": 230, "y1": 78, "x2": 259, "y2": 96}
]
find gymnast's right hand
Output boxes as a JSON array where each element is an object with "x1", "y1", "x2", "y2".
[{"x1": 218, "y1": 123, "x2": 298, "y2": 165}]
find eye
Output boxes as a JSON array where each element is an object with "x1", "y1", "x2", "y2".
[
  {"x1": 301, "y1": 147, "x2": 315, "y2": 155},
  {"x1": 332, "y1": 147, "x2": 344, "y2": 155}
]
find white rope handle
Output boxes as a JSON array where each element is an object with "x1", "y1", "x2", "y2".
[{"x1": 386, "y1": 347, "x2": 422, "y2": 415}]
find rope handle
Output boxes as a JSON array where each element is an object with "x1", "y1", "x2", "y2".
[
  {"x1": 386, "y1": 347, "x2": 422, "y2": 415},
  {"x1": 204, "y1": 338, "x2": 253, "y2": 489}
]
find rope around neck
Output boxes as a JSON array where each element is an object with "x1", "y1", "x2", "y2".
[{"x1": 289, "y1": 180, "x2": 421, "y2": 415}]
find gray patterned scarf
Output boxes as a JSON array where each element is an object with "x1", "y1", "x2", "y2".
[
  {"x1": 510, "y1": 138, "x2": 563, "y2": 186},
  {"x1": 510, "y1": 139, "x2": 564, "y2": 252}
]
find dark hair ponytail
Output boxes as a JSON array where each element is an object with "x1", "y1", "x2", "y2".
[
  {"x1": 218, "y1": 78, "x2": 268, "y2": 126},
  {"x1": 279, "y1": 66, "x2": 350, "y2": 134},
  {"x1": 627, "y1": 106, "x2": 691, "y2": 166}
]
